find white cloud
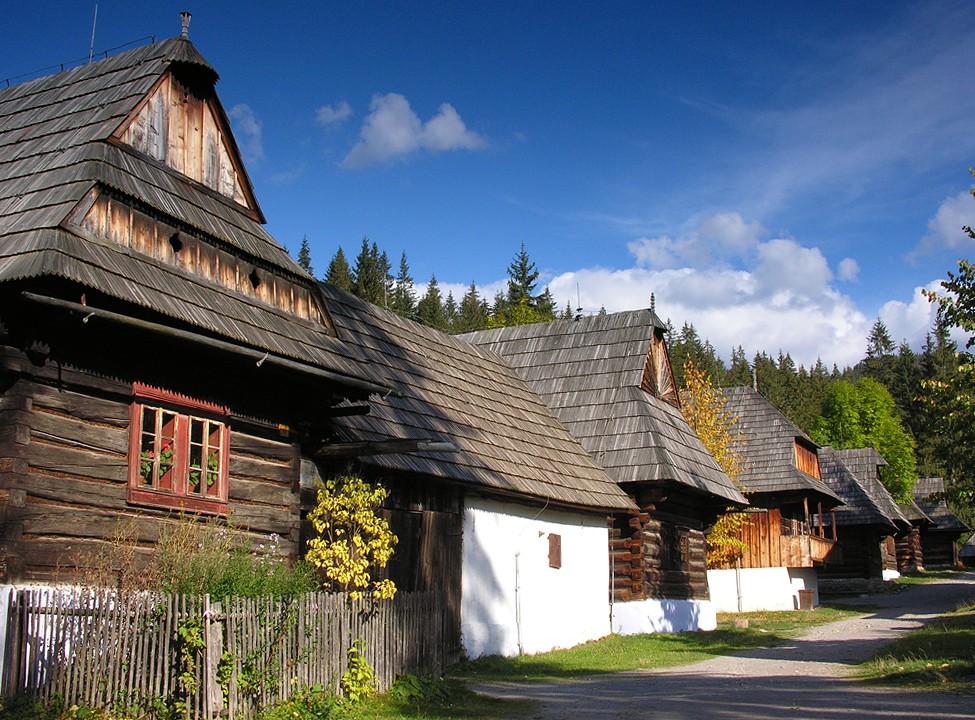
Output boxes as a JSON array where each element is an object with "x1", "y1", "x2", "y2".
[
  {"x1": 753, "y1": 238, "x2": 832, "y2": 300},
  {"x1": 627, "y1": 212, "x2": 763, "y2": 269},
  {"x1": 837, "y1": 257, "x2": 860, "y2": 282},
  {"x1": 228, "y1": 104, "x2": 264, "y2": 164},
  {"x1": 343, "y1": 93, "x2": 485, "y2": 168},
  {"x1": 910, "y1": 190, "x2": 975, "y2": 258},
  {"x1": 316, "y1": 100, "x2": 353, "y2": 127},
  {"x1": 878, "y1": 280, "x2": 944, "y2": 347}
]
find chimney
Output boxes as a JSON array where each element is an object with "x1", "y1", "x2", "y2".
[
  {"x1": 180, "y1": 11, "x2": 192, "y2": 39},
  {"x1": 752, "y1": 367, "x2": 758, "y2": 391}
]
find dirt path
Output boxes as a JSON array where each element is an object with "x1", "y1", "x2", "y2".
[{"x1": 475, "y1": 574, "x2": 975, "y2": 719}]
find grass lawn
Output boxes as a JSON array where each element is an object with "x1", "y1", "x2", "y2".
[
  {"x1": 896, "y1": 569, "x2": 975, "y2": 586},
  {"x1": 859, "y1": 601, "x2": 975, "y2": 693},
  {"x1": 455, "y1": 604, "x2": 869, "y2": 683}
]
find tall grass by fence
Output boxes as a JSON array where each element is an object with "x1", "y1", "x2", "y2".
[{"x1": 1, "y1": 587, "x2": 449, "y2": 718}]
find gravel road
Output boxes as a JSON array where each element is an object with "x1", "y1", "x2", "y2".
[{"x1": 475, "y1": 573, "x2": 975, "y2": 719}]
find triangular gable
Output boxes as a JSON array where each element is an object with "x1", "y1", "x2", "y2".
[
  {"x1": 642, "y1": 330, "x2": 680, "y2": 407},
  {"x1": 114, "y1": 70, "x2": 261, "y2": 218}
]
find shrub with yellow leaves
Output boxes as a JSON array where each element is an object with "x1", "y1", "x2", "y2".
[{"x1": 305, "y1": 473, "x2": 398, "y2": 600}]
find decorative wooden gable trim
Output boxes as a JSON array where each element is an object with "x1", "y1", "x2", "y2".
[
  {"x1": 114, "y1": 70, "x2": 260, "y2": 218},
  {"x1": 641, "y1": 330, "x2": 680, "y2": 408},
  {"x1": 65, "y1": 187, "x2": 331, "y2": 328}
]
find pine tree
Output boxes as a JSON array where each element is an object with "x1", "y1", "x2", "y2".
[
  {"x1": 865, "y1": 318, "x2": 895, "y2": 358},
  {"x1": 535, "y1": 287, "x2": 557, "y2": 321},
  {"x1": 506, "y1": 242, "x2": 540, "y2": 306},
  {"x1": 352, "y1": 238, "x2": 388, "y2": 306},
  {"x1": 297, "y1": 235, "x2": 314, "y2": 276},
  {"x1": 378, "y1": 250, "x2": 393, "y2": 309},
  {"x1": 726, "y1": 346, "x2": 752, "y2": 386},
  {"x1": 455, "y1": 283, "x2": 489, "y2": 333},
  {"x1": 324, "y1": 247, "x2": 354, "y2": 292},
  {"x1": 390, "y1": 252, "x2": 416, "y2": 319},
  {"x1": 560, "y1": 300, "x2": 574, "y2": 321},
  {"x1": 416, "y1": 275, "x2": 448, "y2": 331}
]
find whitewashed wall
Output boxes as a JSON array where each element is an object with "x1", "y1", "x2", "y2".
[
  {"x1": 707, "y1": 567, "x2": 819, "y2": 612},
  {"x1": 612, "y1": 598, "x2": 716, "y2": 634},
  {"x1": 461, "y1": 495, "x2": 611, "y2": 658}
]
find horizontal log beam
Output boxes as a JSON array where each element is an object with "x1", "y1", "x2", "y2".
[{"x1": 313, "y1": 439, "x2": 458, "y2": 459}]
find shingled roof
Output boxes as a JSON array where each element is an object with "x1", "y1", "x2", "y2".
[
  {"x1": 830, "y1": 448, "x2": 909, "y2": 527},
  {"x1": 460, "y1": 310, "x2": 746, "y2": 507},
  {"x1": 720, "y1": 386, "x2": 840, "y2": 505},
  {"x1": 914, "y1": 478, "x2": 970, "y2": 533},
  {"x1": 322, "y1": 285, "x2": 636, "y2": 512},
  {"x1": 899, "y1": 499, "x2": 932, "y2": 524},
  {"x1": 818, "y1": 448, "x2": 898, "y2": 531},
  {"x1": 0, "y1": 37, "x2": 379, "y2": 388}
]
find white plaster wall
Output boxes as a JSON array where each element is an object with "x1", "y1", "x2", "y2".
[
  {"x1": 612, "y1": 598, "x2": 716, "y2": 634},
  {"x1": 461, "y1": 496, "x2": 611, "y2": 658},
  {"x1": 707, "y1": 567, "x2": 820, "y2": 612}
]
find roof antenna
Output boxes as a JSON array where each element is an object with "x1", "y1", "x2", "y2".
[
  {"x1": 574, "y1": 282, "x2": 583, "y2": 321},
  {"x1": 650, "y1": 292, "x2": 656, "y2": 316},
  {"x1": 87, "y1": 4, "x2": 99, "y2": 64},
  {"x1": 180, "y1": 10, "x2": 192, "y2": 39}
]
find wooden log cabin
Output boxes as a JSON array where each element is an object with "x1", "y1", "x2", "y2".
[
  {"x1": 817, "y1": 448, "x2": 908, "y2": 586},
  {"x1": 0, "y1": 23, "x2": 641, "y2": 664},
  {"x1": 711, "y1": 386, "x2": 841, "y2": 611},
  {"x1": 0, "y1": 31, "x2": 404, "y2": 581},
  {"x1": 914, "y1": 477, "x2": 970, "y2": 568},
  {"x1": 463, "y1": 308, "x2": 748, "y2": 634}
]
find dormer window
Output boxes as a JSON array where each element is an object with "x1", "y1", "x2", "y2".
[{"x1": 794, "y1": 440, "x2": 821, "y2": 480}]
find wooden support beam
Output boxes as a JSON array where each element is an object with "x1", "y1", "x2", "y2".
[
  {"x1": 817, "y1": 501, "x2": 824, "y2": 538},
  {"x1": 313, "y1": 438, "x2": 458, "y2": 459},
  {"x1": 20, "y1": 291, "x2": 396, "y2": 398},
  {"x1": 831, "y1": 510, "x2": 837, "y2": 541}
]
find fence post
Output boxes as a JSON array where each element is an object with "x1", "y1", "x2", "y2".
[
  {"x1": 2, "y1": 589, "x2": 24, "y2": 697},
  {"x1": 205, "y1": 598, "x2": 224, "y2": 718}
]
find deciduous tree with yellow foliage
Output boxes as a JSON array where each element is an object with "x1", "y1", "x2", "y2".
[
  {"x1": 305, "y1": 473, "x2": 398, "y2": 600},
  {"x1": 680, "y1": 359, "x2": 750, "y2": 567}
]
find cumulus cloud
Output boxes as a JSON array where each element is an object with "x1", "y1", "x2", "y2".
[
  {"x1": 837, "y1": 257, "x2": 860, "y2": 282},
  {"x1": 910, "y1": 190, "x2": 975, "y2": 259},
  {"x1": 316, "y1": 100, "x2": 353, "y2": 127},
  {"x1": 343, "y1": 93, "x2": 485, "y2": 168},
  {"x1": 228, "y1": 104, "x2": 264, "y2": 164},
  {"x1": 627, "y1": 212, "x2": 763, "y2": 269}
]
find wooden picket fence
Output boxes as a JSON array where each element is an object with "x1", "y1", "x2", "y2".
[{"x1": 0, "y1": 587, "x2": 450, "y2": 718}]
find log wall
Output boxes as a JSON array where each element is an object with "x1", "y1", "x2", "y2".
[
  {"x1": 0, "y1": 353, "x2": 301, "y2": 584},
  {"x1": 896, "y1": 527, "x2": 924, "y2": 573},
  {"x1": 920, "y1": 529, "x2": 962, "y2": 567},
  {"x1": 819, "y1": 527, "x2": 885, "y2": 579}
]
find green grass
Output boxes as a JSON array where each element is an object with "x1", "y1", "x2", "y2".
[
  {"x1": 896, "y1": 569, "x2": 975, "y2": 586},
  {"x1": 348, "y1": 680, "x2": 533, "y2": 719},
  {"x1": 859, "y1": 602, "x2": 975, "y2": 693},
  {"x1": 455, "y1": 604, "x2": 869, "y2": 683}
]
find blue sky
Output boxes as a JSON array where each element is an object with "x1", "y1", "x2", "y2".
[{"x1": 5, "y1": 1, "x2": 975, "y2": 366}]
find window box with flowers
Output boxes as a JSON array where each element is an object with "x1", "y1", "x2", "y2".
[{"x1": 127, "y1": 383, "x2": 229, "y2": 514}]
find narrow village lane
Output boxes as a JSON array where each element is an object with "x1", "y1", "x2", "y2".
[{"x1": 476, "y1": 575, "x2": 975, "y2": 719}]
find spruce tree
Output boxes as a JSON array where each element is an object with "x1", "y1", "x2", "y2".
[
  {"x1": 417, "y1": 275, "x2": 448, "y2": 331},
  {"x1": 455, "y1": 283, "x2": 489, "y2": 333},
  {"x1": 444, "y1": 292, "x2": 458, "y2": 333},
  {"x1": 324, "y1": 247, "x2": 354, "y2": 292},
  {"x1": 726, "y1": 346, "x2": 752, "y2": 386},
  {"x1": 390, "y1": 252, "x2": 416, "y2": 319},
  {"x1": 352, "y1": 238, "x2": 387, "y2": 305},
  {"x1": 506, "y1": 242, "x2": 540, "y2": 306},
  {"x1": 560, "y1": 300, "x2": 574, "y2": 320},
  {"x1": 297, "y1": 235, "x2": 314, "y2": 275}
]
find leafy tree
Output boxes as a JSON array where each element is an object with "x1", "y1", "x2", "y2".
[
  {"x1": 297, "y1": 235, "x2": 314, "y2": 276},
  {"x1": 416, "y1": 275, "x2": 448, "y2": 331},
  {"x1": 813, "y1": 377, "x2": 917, "y2": 502},
  {"x1": 305, "y1": 473, "x2": 397, "y2": 600},
  {"x1": 390, "y1": 251, "x2": 416, "y2": 319},
  {"x1": 324, "y1": 247, "x2": 354, "y2": 292},
  {"x1": 680, "y1": 359, "x2": 749, "y2": 568}
]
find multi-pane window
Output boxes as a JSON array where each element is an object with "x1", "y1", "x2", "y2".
[{"x1": 128, "y1": 385, "x2": 229, "y2": 514}]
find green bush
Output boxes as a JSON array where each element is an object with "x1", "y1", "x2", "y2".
[{"x1": 253, "y1": 686, "x2": 341, "y2": 720}]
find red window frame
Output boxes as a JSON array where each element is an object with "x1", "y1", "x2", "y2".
[{"x1": 127, "y1": 383, "x2": 230, "y2": 514}]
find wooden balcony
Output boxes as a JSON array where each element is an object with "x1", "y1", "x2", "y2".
[
  {"x1": 781, "y1": 532, "x2": 834, "y2": 567},
  {"x1": 729, "y1": 509, "x2": 835, "y2": 569}
]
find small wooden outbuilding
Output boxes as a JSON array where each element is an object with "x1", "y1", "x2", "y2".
[{"x1": 914, "y1": 478, "x2": 970, "y2": 568}]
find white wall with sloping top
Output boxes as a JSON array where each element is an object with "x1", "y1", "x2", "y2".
[
  {"x1": 612, "y1": 598, "x2": 717, "y2": 634},
  {"x1": 707, "y1": 567, "x2": 819, "y2": 612},
  {"x1": 461, "y1": 495, "x2": 610, "y2": 658}
]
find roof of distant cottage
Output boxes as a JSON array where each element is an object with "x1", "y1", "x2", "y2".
[
  {"x1": 914, "y1": 477, "x2": 970, "y2": 533},
  {"x1": 720, "y1": 386, "x2": 840, "y2": 505},
  {"x1": 461, "y1": 310, "x2": 746, "y2": 506},
  {"x1": 821, "y1": 448, "x2": 907, "y2": 529},
  {"x1": 818, "y1": 448, "x2": 898, "y2": 531},
  {"x1": 0, "y1": 38, "x2": 378, "y2": 387},
  {"x1": 324, "y1": 285, "x2": 637, "y2": 512}
]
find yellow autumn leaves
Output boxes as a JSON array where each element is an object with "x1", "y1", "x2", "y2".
[{"x1": 306, "y1": 474, "x2": 398, "y2": 600}]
